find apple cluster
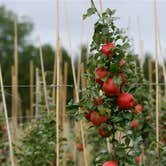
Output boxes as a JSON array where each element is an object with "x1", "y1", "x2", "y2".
[{"x1": 84, "y1": 43, "x2": 144, "y2": 165}]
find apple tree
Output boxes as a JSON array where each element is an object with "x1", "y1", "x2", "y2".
[{"x1": 67, "y1": 1, "x2": 156, "y2": 165}]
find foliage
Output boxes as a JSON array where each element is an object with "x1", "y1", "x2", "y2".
[
  {"x1": 67, "y1": 1, "x2": 159, "y2": 165},
  {"x1": 0, "y1": 110, "x2": 9, "y2": 166},
  {"x1": 15, "y1": 111, "x2": 67, "y2": 166}
]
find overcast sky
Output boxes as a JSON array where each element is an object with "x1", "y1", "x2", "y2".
[{"x1": 0, "y1": 0, "x2": 166, "y2": 59}]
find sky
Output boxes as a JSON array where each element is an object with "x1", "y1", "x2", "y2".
[{"x1": 0, "y1": 0, "x2": 166, "y2": 59}]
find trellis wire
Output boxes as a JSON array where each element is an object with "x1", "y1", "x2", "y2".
[{"x1": 0, "y1": 82, "x2": 166, "y2": 89}]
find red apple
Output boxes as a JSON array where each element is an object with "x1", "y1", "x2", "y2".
[
  {"x1": 103, "y1": 161, "x2": 118, "y2": 166},
  {"x1": 101, "y1": 43, "x2": 115, "y2": 56},
  {"x1": 96, "y1": 67, "x2": 109, "y2": 78},
  {"x1": 90, "y1": 112, "x2": 108, "y2": 126},
  {"x1": 133, "y1": 104, "x2": 144, "y2": 114},
  {"x1": 117, "y1": 93, "x2": 135, "y2": 109},
  {"x1": 76, "y1": 143, "x2": 83, "y2": 151},
  {"x1": 95, "y1": 78, "x2": 104, "y2": 86},
  {"x1": 1, "y1": 127, "x2": 7, "y2": 133},
  {"x1": 93, "y1": 97, "x2": 104, "y2": 106},
  {"x1": 119, "y1": 59, "x2": 125, "y2": 67},
  {"x1": 117, "y1": 73, "x2": 126, "y2": 87},
  {"x1": 131, "y1": 120, "x2": 140, "y2": 129},
  {"x1": 135, "y1": 156, "x2": 141, "y2": 163},
  {"x1": 163, "y1": 137, "x2": 166, "y2": 144},
  {"x1": 103, "y1": 78, "x2": 120, "y2": 96},
  {"x1": 98, "y1": 127, "x2": 110, "y2": 137},
  {"x1": 0, "y1": 158, "x2": 6, "y2": 163},
  {"x1": 1, "y1": 149, "x2": 7, "y2": 155},
  {"x1": 84, "y1": 110, "x2": 93, "y2": 121}
]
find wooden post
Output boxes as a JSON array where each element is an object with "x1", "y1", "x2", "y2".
[
  {"x1": 39, "y1": 39, "x2": 50, "y2": 113},
  {"x1": 55, "y1": 0, "x2": 60, "y2": 165},
  {"x1": 62, "y1": 63, "x2": 68, "y2": 132},
  {"x1": 59, "y1": 48, "x2": 63, "y2": 126},
  {"x1": 99, "y1": 0, "x2": 103, "y2": 13},
  {"x1": 0, "y1": 66, "x2": 15, "y2": 166},
  {"x1": 154, "y1": 0, "x2": 159, "y2": 165},
  {"x1": 62, "y1": 62, "x2": 68, "y2": 166},
  {"x1": 52, "y1": 47, "x2": 57, "y2": 104},
  {"x1": 137, "y1": 16, "x2": 144, "y2": 70},
  {"x1": 11, "y1": 66, "x2": 14, "y2": 122},
  {"x1": 64, "y1": 0, "x2": 89, "y2": 165},
  {"x1": 77, "y1": 20, "x2": 84, "y2": 93},
  {"x1": 157, "y1": 21, "x2": 166, "y2": 98},
  {"x1": 55, "y1": 31, "x2": 60, "y2": 166},
  {"x1": 13, "y1": 16, "x2": 18, "y2": 142},
  {"x1": 35, "y1": 68, "x2": 40, "y2": 118},
  {"x1": 30, "y1": 60, "x2": 34, "y2": 118}
]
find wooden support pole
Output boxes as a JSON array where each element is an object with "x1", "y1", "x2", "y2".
[
  {"x1": 64, "y1": 0, "x2": 88, "y2": 165},
  {"x1": 62, "y1": 62, "x2": 68, "y2": 166},
  {"x1": 0, "y1": 66, "x2": 15, "y2": 166},
  {"x1": 99, "y1": 0, "x2": 103, "y2": 13},
  {"x1": 35, "y1": 68, "x2": 40, "y2": 118},
  {"x1": 39, "y1": 39, "x2": 50, "y2": 113},
  {"x1": 13, "y1": 16, "x2": 18, "y2": 141},
  {"x1": 137, "y1": 16, "x2": 144, "y2": 70},
  {"x1": 157, "y1": 21, "x2": 166, "y2": 98},
  {"x1": 62, "y1": 62, "x2": 68, "y2": 132},
  {"x1": 59, "y1": 48, "x2": 63, "y2": 126},
  {"x1": 153, "y1": 0, "x2": 159, "y2": 165},
  {"x1": 11, "y1": 66, "x2": 14, "y2": 122},
  {"x1": 55, "y1": 43, "x2": 60, "y2": 166},
  {"x1": 55, "y1": 0, "x2": 60, "y2": 165},
  {"x1": 30, "y1": 60, "x2": 34, "y2": 118}
]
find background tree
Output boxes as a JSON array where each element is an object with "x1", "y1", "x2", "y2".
[{"x1": 0, "y1": 5, "x2": 73, "y2": 117}]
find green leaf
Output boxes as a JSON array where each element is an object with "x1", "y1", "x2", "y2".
[
  {"x1": 113, "y1": 76, "x2": 122, "y2": 86},
  {"x1": 66, "y1": 104, "x2": 79, "y2": 110},
  {"x1": 106, "y1": 8, "x2": 116, "y2": 16},
  {"x1": 125, "y1": 137, "x2": 130, "y2": 146},
  {"x1": 83, "y1": 7, "x2": 96, "y2": 20},
  {"x1": 109, "y1": 63, "x2": 120, "y2": 74}
]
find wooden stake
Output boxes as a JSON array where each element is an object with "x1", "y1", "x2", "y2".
[
  {"x1": 154, "y1": 0, "x2": 159, "y2": 164},
  {"x1": 0, "y1": 66, "x2": 15, "y2": 166},
  {"x1": 62, "y1": 62, "x2": 68, "y2": 166},
  {"x1": 64, "y1": 0, "x2": 88, "y2": 165},
  {"x1": 39, "y1": 39, "x2": 50, "y2": 113},
  {"x1": 77, "y1": 20, "x2": 84, "y2": 94},
  {"x1": 52, "y1": 46, "x2": 57, "y2": 104},
  {"x1": 30, "y1": 60, "x2": 34, "y2": 118},
  {"x1": 55, "y1": 0, "x2": 60, "y2": 165},
  {"x1": 11, "y1": 66, "x2": 14, "y2": 122},
  {"x1": 35, "y1": 68, "x2": 40, "y2": 118},
  {"x1": 12, "y1": 71, "x2": 18, "y2": 142},
  {"x1": 13, "y1": 16, "x2": 18, "y2": 141},
  {"x1": 59, "y1": 48, "x2": 63, "y2": 126},
  {"x1": 62, "y1": 63, "x2": 68, "y2": 132},
  {"x1": 99, "y1": 0, "x2": 103, "y2": 13},
  {"x1": 55, "y1": 37, "x2": 60, "y2": 166},
  {"x1": 157, "y1": 21, "x2": 166, "y2": 98},
  {"x1": 137, "y1": 16, "x2": 144, "y2": 70}
]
